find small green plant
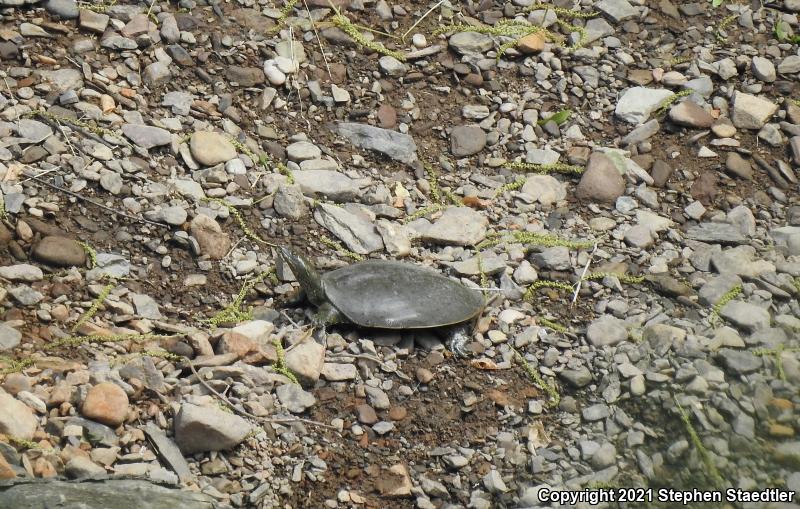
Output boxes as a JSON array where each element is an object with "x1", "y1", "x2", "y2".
[
  {"x1": 78, "y1": 241, "x2": 97, "y2": 269},
  {"x1": 332, "y1": 10, "x2": 405, "y2": 60},
  {"x1": 709, "y1": 285, "x2": 742, "y2": 326},
  {"x1": 655, "y1": 89, "x2": 692, "y2": 116},
  {"x1": 715, "y1": 13, "x2": 737, "y2": 41},
  {"x1": 227, "y1": 137, "x2": 295, "y2": 184},
  {"x1": 775, "y1": 20, "x2": 800, "y2": 44},
  {"x1": 46, "y1": 332, "x2": 173, "y2": 351},
  {"x1": 503, "y1": 161, "x2": 584, "y2": 175},
  {"x1": 538, "y1": 318, "x2": 567, "y2": 333},
  {"x1": 753, "y1": 345, "x2": 800, "y2": 381},
  {"x1": 0, "y1": 194, "x2": 6, "y2": 221},
  {"x1": 71, "y1": 283, "x2": 114, "y2": 333},
  {"x1": 674, "y1": 396, "x2": 725, "y2": 488},
  {"x1": 206, "y1": 270, "x2": 275, "y2": 327},
  {"x1": 77, "y1": 0, "x2": 116, "y2": 13},
  {"x1": 585, "y1": 272, "x2": 645, "y2": 285},
  {"x1": 537, "y1": 108, "x2": 571, "y2": 126},
  {"x1": 205, "y1": 198, "x2": 273, "y2": 247},
  {"x1": 272, "y1": 337, "x2": 299, "y2": 384},
  {"x1": 424, "y1": 163, "x2": 460, "y2": 206},
  {"x1": 24, "y1": 110, "x2": 123, "y2": 143},
  {"x1": 6, "y1": 436, "x2": 41, "y2": 450},
  {"x1": 524, "y1": 3, "x2": 597, "y2": 19},
  {"x1": 478, "y1": 230, "x2": 594, "y2": 250},
  {"x1": 523, "y1": 279, "x2": 575, "y2": 301},
  {"x1": 0, "y1": 356, "x2": 34, "y2": 375},
  {"x1": 320, "y1": 235, "x2": 364, "y2": 262},
  {"x1": 435, "y1": 20, "x2": 560, "y2": 60},
  {"x1": 269, "y1": 0, "x2": 299, "y2": 32},
  {"x1": 511, "y1": 346, "x2": 559, "y2": 407},
  {"x1": 403, "y1": 203, "x2": 444, "y2": 223},
  {"x1": 492, "y1": 178, "x2": 526, "y2": 199}
]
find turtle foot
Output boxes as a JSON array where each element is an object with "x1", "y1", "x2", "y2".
[{"x1": 447, "y1": 328, "x2": 471, "y2": 358}]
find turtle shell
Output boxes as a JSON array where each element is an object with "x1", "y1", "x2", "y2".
[{"x1": 321, "y1": 260, "x2": 485, "y2": 329}]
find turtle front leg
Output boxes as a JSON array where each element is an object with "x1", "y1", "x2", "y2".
[
  {"x1": 310, "y1": 302, "x2": 346, "y2": 328},
  {"x1": 446, "y1": 324, "x2": 473, "y2": 358}
]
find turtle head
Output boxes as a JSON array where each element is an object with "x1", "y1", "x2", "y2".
[{"x1": 277, "y1": 247, "x2": 326, "y2": 306}]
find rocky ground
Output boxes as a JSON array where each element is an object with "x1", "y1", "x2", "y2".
[{"x1": 0, "y1": 0, "x2": 799, "y2": 507}]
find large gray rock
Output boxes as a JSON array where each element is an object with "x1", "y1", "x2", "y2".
[
  {"x1": 0, "y1": 393, "x2": 38, "y2": 440},
  {"x1": 586, "y1": 314, "x2": 628, "y2": 347},
  {"x1": 173, "y1": 403, "x2": 252, "y2": 454},
  {"x1": 685, "y1": 222, "x2": 746, "y2": 244},
  {"x1": 0, "y1": 323, "x2": 21, "y2": 351},
  {"x1": 450, "y1": 125, "x2": 486, "y2": 157},
  {"x1": 731, "y1": 91, "x2": 778, "y2": 129},
  {"x1": 448, "y1": 31, "x2": 493, "y2": 54},
  {"x1": 719, "y1": 301, "x2": 771, "y2": 332},
  {"x1": 313, "y1": 203, "x2": 384, "y2": 254},
  {"x1": 332, "y1": 122, "x2": 418, "y2": 165},
  {"x1": 292, "y1": 169, "x2": 359, "y2": 202},
  {"x1": 615, "y1": 87, "x2": 673, "y2": 124},
  {"x1": 0, "y1": 478, "x2": 229, "y2": 509},
  {"x1": 414, "y1": 207, "x2": 488, "y2": 246},
  {"x1": 122, "y1": 124, "x2": 172, "y2": 149}
]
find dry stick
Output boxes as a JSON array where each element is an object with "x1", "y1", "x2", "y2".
[
  {"x1": 302, "y1": 0, "x2": 333, "y2": 82},
  {"x1": 401, "y1": 0, "x2": 444, "y2": 41},
  {"x1": 183, "y1": 358, "x2": 336, "y2": 430},
  {"x1": 28, "y1": 110, "x2": 116, "y2": 149},
  {"x1": 571, "y1": 243, "x2": 598, "y2": 306},
  {"x1": 23, "y1": 172, "x2": 171, "y2": 229}
]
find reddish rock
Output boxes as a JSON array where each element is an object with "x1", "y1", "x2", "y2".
[
  {"x1": 576, "y1": 153, "x2": 625, "y2": 204},
  {"x1": 690, "y1": 171, "x2": 718, "y2": 205},
  {"x1": 81, "y1": 382, "x2": 129, "y2": 427},
  {"x1": 377, "y1": 104, "x2": 397, "y2": 129},
  {"x1": 216, "y1": 332, "x2": 257, "y2": 358}
]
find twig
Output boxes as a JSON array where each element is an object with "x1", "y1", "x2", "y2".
[
  {"x1": 402, "y1": 0, "x2": 444, "y2": 41},
  {"x1": 302, "y1": 0, "x2": 333, "y2": 82},
  {"x1": 571, "y1": 243, "x2": 598, "y2": 306},
  {"x1": 22, "y1": 171, "x2": 171, "y2": 229},
  {"x1": 184, "y1": 359, "x2": 336, "y2": 429}
]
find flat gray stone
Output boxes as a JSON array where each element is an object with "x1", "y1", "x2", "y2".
[
  {"x1": 36, "y1": 69, "x2": 84, "y2": 92},
  {"x1": 448, "y1": 31, "x2": 493, "y2": 54},
  {"x1": 685, "y1": 222, "x2": 746, "y2": 244},
  {"x1": 0, "y1": 264, "x2": 43, "y2": 282},
  {"x1": 173, "y1": 403, "x2": 252, "y2": 454},
  {"x1": 17, "y1": 119, "x2": 52, "y2": 143},
  {"x1": 0, "y1": 478, "x2": 226, "y2": 509},
  {"x1": 719, "y1": 301, "x2": 771, "y2": 332},
  {"x1": 44, "y1": 0, "x2": 79, "y2": 18},
  {"x1": 333, "y1": 122, "x2": 418, "y2": 165},
  {"x1": 415, "y1": 206, "x2": 488, "y2": 246},
  {"x1": 131, "y1": 293, "x2": 162, "y2": 320},
  {"x1": 698, "y1": 274, "x2": 742, "y2": 306},
  {"x1": 450, "y1": 125, "x2": 486, "y2": 157},
  {"x1": 313, "y1": 203, "x2": 383, "y2": 254},
  {"x1": 143, "y1": 422, "x2": 193, "y2": 483},
  {"x1": 615, "y1": 87, "x2": 673, "y2": 124},
  {"x1": 715, "y1": 348, "x2": 761, "y2": 374},
  {"x1": 731, "y1": 91, "x2": 778, "y2": 129},
  {"x1": 586, "y1": 314, "x2": 628, "y2": 347},
  {"x1": 0, "y1": 323, "x2": 21, "y2": 351},
  {"x1": 122, "y1": 124, "x2": 172, "y2": 149},
  {"x1": 596, "y1": 0, "x2": 638, "y2": 22},
  {"x1": 275, "y1": 384, "x2": 316, "y2": 413}
]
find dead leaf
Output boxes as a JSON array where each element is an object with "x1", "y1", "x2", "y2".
[
  {"x1": 471, "y1": 358, "x2": 500, "y2": 370},
  {"x1": 462, "y1": 195, "x2": 491, "y2": 209}
]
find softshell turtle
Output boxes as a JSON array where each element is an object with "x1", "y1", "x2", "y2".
[{"x1": 278, "y1": 247, "x2": 485, "y2": 355}]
